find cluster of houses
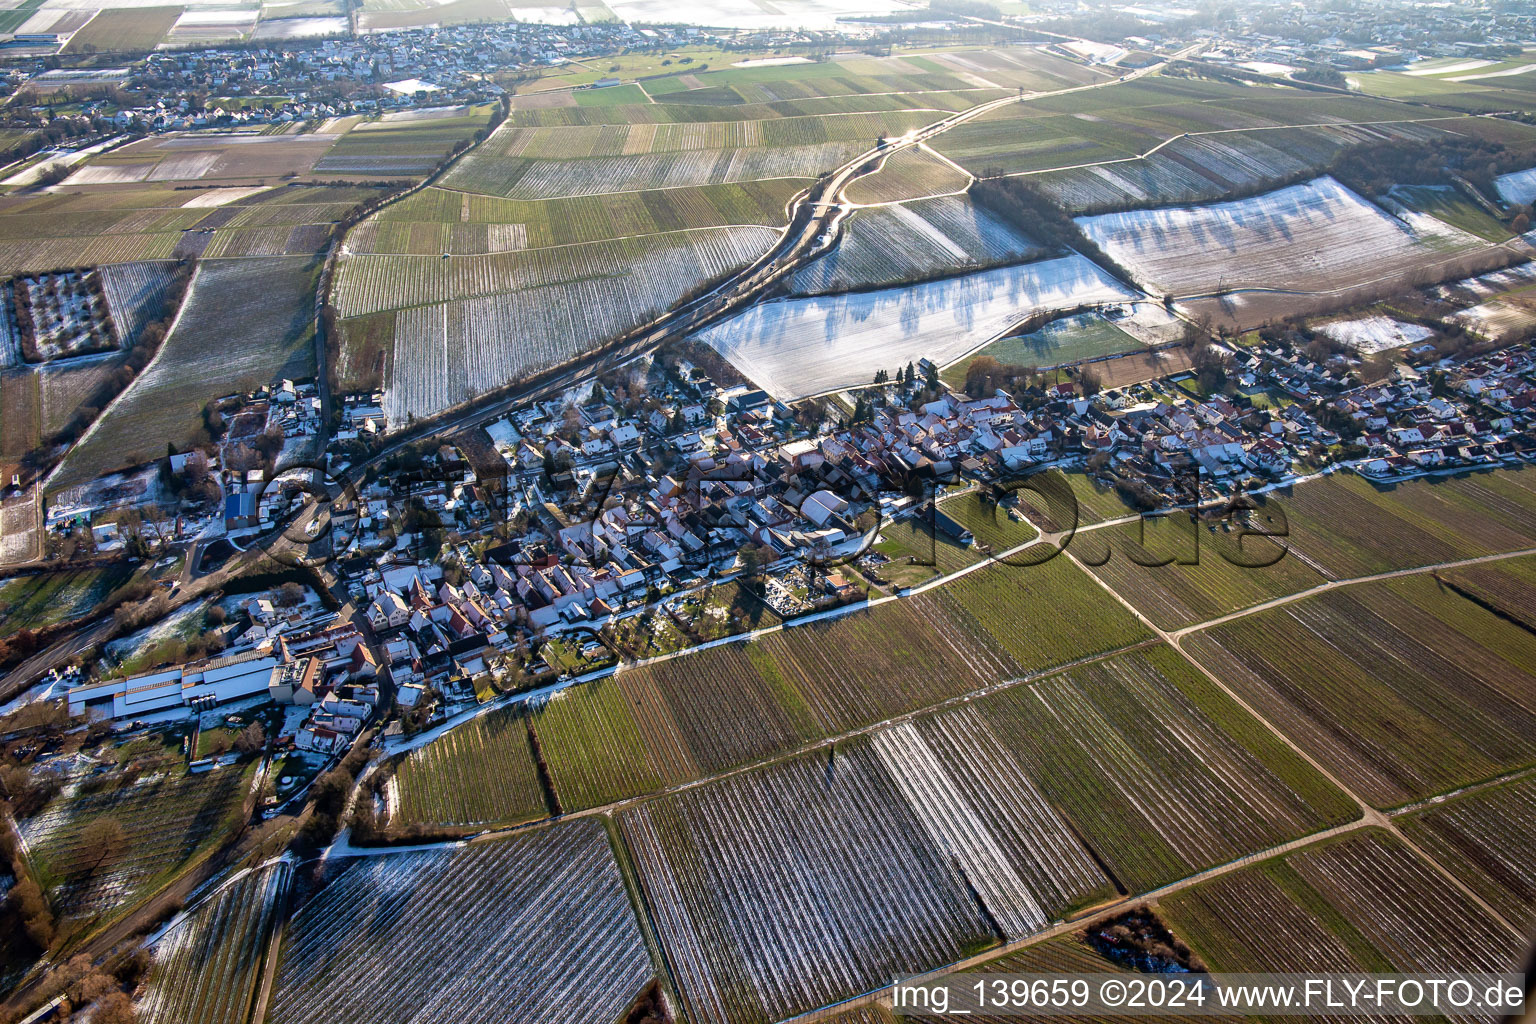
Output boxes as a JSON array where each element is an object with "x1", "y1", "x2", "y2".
[{"x1": 1343, "y1": 348, "x2": 1536, "y2": 476}]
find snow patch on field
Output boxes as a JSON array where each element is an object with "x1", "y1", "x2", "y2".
[
  {"x1": 1318, "y1": 316, "x2": 1433, "y2": 354},
  {"x1": 1494, "y1": 167, "x2": 1536, "y2": 207},
  {"x1": 702, "y1": 255, "x2": 1135, "y2": 400},
  {"x1": 1077, "y1": 176, "x2": 1486, "y2": 298},
  {"x1": 790, "y1": 195, "x2": 1040, "y2": 295},
  {"x1": 180, "y1": 186, "x2": 270, "y2": 208}
]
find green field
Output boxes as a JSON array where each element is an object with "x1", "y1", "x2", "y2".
[
  {"x1": 943, "y1": 312, "x2": 1145, "y2": 385},
  {"x1": 390, "y1": 707, "x2": 548, "y2": 828},
  {"x1": 0, "y1": 564, "x2": 135, "y2": 633}
]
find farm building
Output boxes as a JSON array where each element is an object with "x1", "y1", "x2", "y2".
[{"x1": 68, "y1": 645, "x2": 282, "y2": 720}]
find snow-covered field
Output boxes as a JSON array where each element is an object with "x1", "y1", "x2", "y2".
[
  {"x1": 621, "y1": 726, "x2": 1107, "y2": 1024},
  {"x1": 1454, "y1": 299, "x2": 1536, "y2": 341},
  {"x1": 137, "y1": 862, "x2": 288, "y2": 1024},
  {"x1": 1077, "y1": 176, "x2": 1488, "y2": 298},
  {"x1": 445, "y1": 144, "x2": 861, "y2": 200},
  {"x1": 1318, "y1": 316, "x2": 1434, "y2": 354},
  {"x1": 790, "y1": 195, "x2": 1040, "y2": 295},
  {"x1": 372, "y1": 226, "x2": 773, "y2": 422},
  {"x1": 269, "y1": 821, "x2": 650, "y2": 1024},
  {"x1": 702, "y1": 255, "x2": 1135, "y2": 400},
  {"x1": 1494, "y1": 167, "x2": 1536, "y2": 207}
]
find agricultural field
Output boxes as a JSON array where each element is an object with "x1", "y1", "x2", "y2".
[
  {"x1": 530, "y1": 673, "x2": 693, "y2": 811},
  {"x1": 1028, "y1": 119, "x2": 1459, "y2": 212},
  {"x1": 0, "y1": 563, "x2": 135, "y2": 632},
  {"x1": 701, "y1": 255, "x2": 1136, "y2": 400},
  {"x1": 1185, "y1": 571, "x2": 1536, "y2": 809},
  {"x1": 620, "y1": 730, "x2": 1111, "y2": 1024},
  {"x1": 312, "y1": 104, "x2": 496, "y2": 176},
  {"x1": 1077, "y1": 177, "x2": 1496, "y2": 319},
  {"x1": 388, "y1": 706, "x2": 548, "y2": 828},
  {"x1": 269, "y1": 821, "x2": 652, "y2": 1024},
  {"x1": 960, "y1": 645, "x2": 1357, "y2": 894},
  {"x1": 441, "y1": 109, "x2": 932, "y2": 199},
  {"x1": 1436, "y1": 552, "x2": 1536, "y2": 631},
  {"x1": 1384, "y1": 184, "x2": 1515, "y2": 242},
  {"x1": 338, "y1": 226, "x2": 772, "y2": 422},
  {"x1": 54, "y1": 255, "x2": 320, "y2": 487},
  {"x1": 869, "y1": 513, "x2": 984, "y2": 589},
  {"x1": 63, "y1": 132, "x2": 340, "y2": 187},
  {"x1": 0, "y1": 184, "x2": 377, "y2": 276},
  {"x1": 520, "y1": 553, "x2": 1146, "y2": 809},
  {"x1": 1161, "y1": 831, "x2": 1518, "y2": 975},
  {"x1": 1493, "y1": 164, "x2": 1536, "y2": 205},
  {"x1": 843, "y1": 145, "x2": 971, "y2": 206},
  {"x1": 19, "y1": 764, "x2": 254, "y2": 925},
  {"x1": 136, "y1": 861, "x2": 289, "y2": 1024},
  {"x1": 1399, "y1": 773, "x2": 1536, "y2": 933},
  {"x1": 61, "y1": 6, "x2": 182, "y2": 53},
  {"x1": 1079, "y1": 509, "x2": 1327, "y2": 631},
  {"x1": 941, "y1": 310, "x2": 1144, "y2": 384},
  {"x1": 98, "y1": 261, "x2": 182, "y2": 346},
  {"x1": 1273, "y1": 468, "x2": 1536, "y2": 579},
  {"x1": 935, "y1": 490, "x2": 1039, "y2": 553},
  {"x1": 352, "y1": 179, "x2": 801, "y2": 253},
  {"x1": 789, "y1": 194, "x2": 1041, "y2": 295}
]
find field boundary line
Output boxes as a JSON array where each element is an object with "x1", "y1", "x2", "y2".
[{"x1": 1167, "y1": 544, "x2": 1536, "y2": 640}]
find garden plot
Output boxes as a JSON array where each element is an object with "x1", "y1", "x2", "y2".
[
  {"x1": 701, "y1": 255, "x2": 1136, "y2": 400},
  {"x1": 269, "y1": 821, "x2": 651, "y2": 1024},
  {"x1": 1493, "y1": 165, "x2": 1536, "y2": 205},
  {"x1": 1077, "y1": 177, "x2": 1491, "y2": 303},
  {"x1": 1318, "y1": 315, "x2": 1434, "y2": 353},
  {"x1": 137, "y1": 861, "x2": 288, "y2": 1024},
  {"x1": 790, "y1": 195, "x2": 1040, "y2": 295},
  {"x1": 12, "y1": 270, "x2": 116, "y2": 362},
  {"x1": 362, "y1": 228, "x2": 774, "y2": 422},
  {"x1": 620, "y1": 733, "x2": 1110, "y2": 1024}
]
